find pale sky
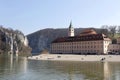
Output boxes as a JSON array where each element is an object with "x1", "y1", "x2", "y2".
[{"x1": 0, "y1": 0, "x2": 120, "y2": 35}]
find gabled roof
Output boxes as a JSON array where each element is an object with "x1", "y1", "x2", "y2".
[{"x1": 80, "y1": 29, "x2": 97, "y2": 36}]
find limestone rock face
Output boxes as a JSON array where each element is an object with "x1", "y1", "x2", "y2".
[{"x1": 0, "y1": 26, "x2": 31, "y2": 55}]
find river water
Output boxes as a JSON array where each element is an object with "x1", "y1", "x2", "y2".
[{"x1": 0, "y1": 55, "x2": 120, "y2": 80}]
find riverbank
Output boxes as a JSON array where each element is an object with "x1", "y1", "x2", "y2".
[{"x1": 28, "y1": 54, "x2": 120, "y2": 62}]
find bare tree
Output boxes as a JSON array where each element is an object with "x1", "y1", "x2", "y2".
[
  {"x1": 108, "y1": 26, "x2": 117, "y2": 38},
  {"x1": 117, "y1": 26, "x2": 120, "y2": 34},
  {"x1": 100, "y1": 25, "x2": 109, "y2": 36}
]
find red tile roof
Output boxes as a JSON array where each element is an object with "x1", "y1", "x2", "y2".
[
  {"x1": 80, "y1": 29, "x2": 97, "y2": 36},
  {"x1": 52, "y1": 34, "x2": 111, "y2": 43}
]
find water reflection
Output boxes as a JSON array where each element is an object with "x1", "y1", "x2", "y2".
[
  {"x1": 108, "y1": 62, "x2": 120, "y2": 80},
  {"x1": 28, "y1": 61, "x2": 120, "y2": 80},
  {"x1": 0, "y1": 55, "x2": 120, "y2": 80},
  {"x1": 104, "y1": 62, "x2": 110, "y2": 80},
  {"x1": 36, "y1": 61, "x2": 105, "y2": 80},
  {"x1": 0, "y1": 55, "x2": 27, "y2": 80}
]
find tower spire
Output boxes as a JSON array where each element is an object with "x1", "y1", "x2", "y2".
[
  {"x1": 69, "y1": 21, "x2": 72, "y2": 28},
  {"x1": 68, "y1": 21, "x2": 74, "y2": 37}
]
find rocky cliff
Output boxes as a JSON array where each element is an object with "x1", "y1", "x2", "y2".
[
  {"x1": 0, "y1": 26, "x2": 31, "y2": 56},
  {"x1": 27, "y1": 28, "x2": 103, "y2": 54}
]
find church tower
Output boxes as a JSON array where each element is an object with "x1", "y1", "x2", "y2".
[{"x1": 68, "y1": 21, "x2": 74, "y2": 37}]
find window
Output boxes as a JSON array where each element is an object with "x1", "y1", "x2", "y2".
[
  {"x1": 94, "y1": 50, "x2": 96, "y2": 52},
  {"x1": 91, "y1": 42, "x2": 92, "y2": 44},
  {"x1": 77, "y1": 46, "x2": 78, "y2": 48}
]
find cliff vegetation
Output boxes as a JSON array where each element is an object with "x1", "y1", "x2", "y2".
[{"x1": 0, "y1": 26, "x2": 31, "y2": 56}]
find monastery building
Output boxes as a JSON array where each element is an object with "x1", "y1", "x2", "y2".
[{"x1": 51, "y1": 23, "x2": 120, "y2": 55}]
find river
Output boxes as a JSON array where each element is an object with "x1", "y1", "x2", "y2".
[{"x1": 0, "y1": 55, "x2": 120, "y2": 80}]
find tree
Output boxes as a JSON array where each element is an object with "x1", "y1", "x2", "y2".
[
  {"x1": 15, "y1": 29, "x2": 24, "y2": 35},
  {"x1": 117, "y1": 26, "x2": 120, "y2": 34},
  {"x1": 101, "y1": 25, "x2": 117, "y2": 38},
  {"x1": 100, "y1": 25, "x2": 109, "y2": 36},
  {"x1": 108, "y1": 26, "x2": 117, "y2": 38}
]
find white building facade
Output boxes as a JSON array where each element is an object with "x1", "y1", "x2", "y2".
[{"x1": 108, "y1": 38, "x2": 120, "y2": 54}]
